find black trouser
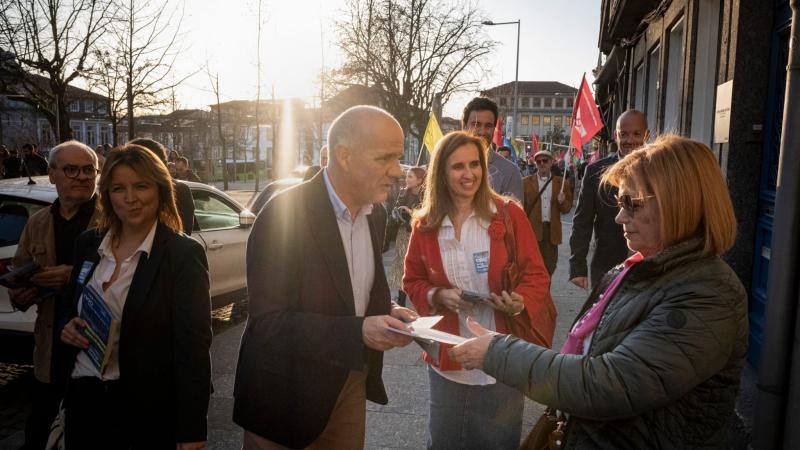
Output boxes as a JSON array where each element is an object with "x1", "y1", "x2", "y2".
[
  {"x1": 538, "y1": 224, "x2": 558, "y2": 277},
  {"x1": 22, "y1": 379, "x2": 63, "y2": 450},
  {"x1": 397, "y1": 290, "x2": 407, "y2": 307},
  {"x1": 64, "y1": 377, "x2": 129, "y2": 450}
]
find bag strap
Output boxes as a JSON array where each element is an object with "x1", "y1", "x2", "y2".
[
  {"x1": 502, "y1": 201, "x2": 516, "y2": 266},
  {"x1": 529, "y1": 176, "x2": 553, "y2": 210}
]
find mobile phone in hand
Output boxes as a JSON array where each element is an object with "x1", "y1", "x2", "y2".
[{"x1": 460, "y1": 290, "x2": 491, "y2": 304}]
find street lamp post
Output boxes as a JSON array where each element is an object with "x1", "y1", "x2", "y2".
[{"x1": 483, "y1": 19, "x2": 521, "y2": 140}]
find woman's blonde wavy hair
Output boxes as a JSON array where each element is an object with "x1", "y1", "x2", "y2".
[
  {"x1": 601, "y1": 135, "x2": 736, "y2": 255},
  {"x1": 96, "y1": 144, "x2": 182, "y2": 237}
]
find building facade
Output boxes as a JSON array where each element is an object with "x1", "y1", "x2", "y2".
[
  {"x1": 1, "y1": 74, "x2": 112, "y2": 153},
  {"x1": 481, "y1": 81, "x2": 578, "y2": 143},
  {"x1": 594, "y1": 0, "x2": 796, "y2": 445}
]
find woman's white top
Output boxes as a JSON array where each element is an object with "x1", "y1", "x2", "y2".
[
  {"x1": 429, "y1": 207, "x2": 497, "y2": 385},
  {"x1": 71, "y1": 222, "x2": 158, "y2": 380}
]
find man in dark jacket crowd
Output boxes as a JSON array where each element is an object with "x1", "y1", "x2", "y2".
[{"x1": 569, "y1": 109, "x2": 649, "y2": 289}]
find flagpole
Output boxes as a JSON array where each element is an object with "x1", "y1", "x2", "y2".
[
  {"x1": 560, "y1": 146, "x2": 568, "y2": 195},
  {"x1": 415, "y1": 145, "x2": 425, "y2": 166}
]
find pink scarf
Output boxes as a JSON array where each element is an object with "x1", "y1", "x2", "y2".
[{"x1": 561, "y1": 252, "x2": 644, "y2": 355}]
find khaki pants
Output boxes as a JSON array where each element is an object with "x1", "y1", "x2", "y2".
[{"x1": 243, "y1": 371, "x2": 367, "y2": 450}]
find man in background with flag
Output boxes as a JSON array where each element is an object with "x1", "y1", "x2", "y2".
[
  {"x1": 569, "y1": 108, "x2": 649, "y2": 289},
  {"x1": 461, "y1": 97, "x2": 523, "y2": 202}
]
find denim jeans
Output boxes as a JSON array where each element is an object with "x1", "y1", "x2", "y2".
[{"x1": 427, "y1": 366, "x2": 524, "y2": 450}]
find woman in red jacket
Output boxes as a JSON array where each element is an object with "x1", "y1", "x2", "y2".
[{"x1": 403, "y1": 131, "x2": 556, "y2": 449}]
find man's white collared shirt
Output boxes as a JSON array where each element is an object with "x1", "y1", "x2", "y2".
[
  {"x1": 539, "y1": 174, "x2": 552, "y2": 222},
  {"x1": 323, "y1": 169, "x2": 375, "y2": 316}
]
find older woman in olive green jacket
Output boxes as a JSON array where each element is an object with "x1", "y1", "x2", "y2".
[{"x1": 451, "y1": 135, "x2": 748, "y2": 449}]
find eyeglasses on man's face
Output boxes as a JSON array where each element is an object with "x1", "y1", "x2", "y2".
[
  {"x1": 614, "y1": 193, "x2": 654, "y2": 214},
  {"x1": 60, "y1": 164, "x2": 99, "y2": 179}
]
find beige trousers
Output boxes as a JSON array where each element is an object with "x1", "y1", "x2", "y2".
[{"x1": 242, "y1": 371, "x2": 367, "y2": 450}]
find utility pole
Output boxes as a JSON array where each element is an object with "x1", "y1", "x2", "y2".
[
  {"x1": 271, "y1": 84, "x2": 278, "y2": 179},
  {"x1": 319, "y1": 21, "x2": 325, "y2": 154},
  {"x1": 254, "y1": 0, "x2": 263, "y2": 191},
  {"x1": 214, "y1": 74, "x2": 228, "y2": 190}
]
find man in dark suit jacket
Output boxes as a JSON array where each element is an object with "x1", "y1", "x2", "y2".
[
  {"x1": 569, "y1": 110, "x2": 649, "y2": 289},
  {"x1": 233, "y1": 106, "x2": 415, "y2": 449}
]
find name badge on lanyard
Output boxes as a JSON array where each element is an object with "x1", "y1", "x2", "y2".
[
  {"x1": 77, "y1": 261, "x2": 94, "y2": 286},
  {"x1": 472, "y1": 251, "x2": 489, "y2": 274}
]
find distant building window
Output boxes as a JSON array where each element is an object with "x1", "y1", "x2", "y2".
[
  {"x1": 519, "y1": 115, "x2": 529, "y2": 125},
  {"x1": 87, "y1": 126, "x2": 96, "y2": 147},
  {"x1": 567, "y1": 98, "x2": 574, "y2": 108},
  {"x1": 633, "y1": 63, "x2": 646, "y2": 111},
  {"x1": 38, "y1": 120, "x2": 53, "y2": 146},
  {"x1": 532, "y1": 115, "x2": 540, "y2": 125},
  {"x1": 543, "y1": 116, "x2": 551, "y2": 126},
  {"x1": 520, "y1": 97, "x2": 528, "y2": 108},
  {"x1": 647, "y1": 45, "x2": 661, "y2": 131},
  {"x1": 97, "y1": 102, "x2": 107, "y2": 114},
  {"x1": 70, "y1": 121, "x2": 83, "y2": 143},
  {"x1": 70, "y1": 101, "x2": 80, "y2": 112},
  {"x1": 554, "y1": 116, "x2": 562, "y2": 127},
  {"x1": 84, "y1": 100, "x2": 93, "y2": 113},
  {"x1": 532, "y1": 97, "x2": 539, "y2": 108},
  {"x1": 565, "y1": 116, "x2": 572, "y2": 127},
  {"x1": 499, "y1": 97, "x2": 507, "y2": 107},
  {"x1": 664, "y1": 17, "x2": 685, "y2": 133},
  {"x1": 100, "y1": 125, "x2": 110, "y2": 144}
]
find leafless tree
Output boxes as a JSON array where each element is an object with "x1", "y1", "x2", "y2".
[
  {"x1": 334, "y1": 0, "x2": 496, "y2": 140},
  {"x1": 87, "y1": 0, "x2": 191, "y2": 141},
  {"x1": 0, "y1": 0, "x2": 114, "y2": 141}
]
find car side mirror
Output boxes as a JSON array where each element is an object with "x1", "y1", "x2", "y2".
[{"x1": 239, "y1": 210, "x2": 256, "y2": 228}]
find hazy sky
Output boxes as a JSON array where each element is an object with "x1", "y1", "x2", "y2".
[{"x1": 173, "y1": 0, "x2": 601, "y2": 118}]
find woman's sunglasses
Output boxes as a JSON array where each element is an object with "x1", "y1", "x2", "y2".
[{"x1": 614, "y1": 194, "x2": 653, "y2": 214}]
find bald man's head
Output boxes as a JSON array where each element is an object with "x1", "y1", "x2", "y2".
[
  {"x1": 326, "y1": 105, "x2": 405, "y2": 210},
  {"x1": 615, "y1": 109, "x2": 649, "y2": 156}
]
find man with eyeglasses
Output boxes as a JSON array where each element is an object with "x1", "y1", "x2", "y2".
[
  {"x1": 461, "y1": 97, "x2": 524, "y2": 202},
  {"x1": 9, "y1": 140, "x2": 100, "y2": 449},
  {"x1": 523, "y1": 150, "x2": 573, "y2": 277},
  {"x1": 569, "y1": 109, "x2": 649, "y2": 289}
]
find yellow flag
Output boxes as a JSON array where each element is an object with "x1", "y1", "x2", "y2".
[{"x1": 423, "y1": 112, "x2": 444, "y2": 153}]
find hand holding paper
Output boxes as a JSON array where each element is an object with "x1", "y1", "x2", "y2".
[
  {"x1": 363, "y1": 315, "x2": 414, "y2": 351},
  {"x1": 386, "y1": 315, "x2": 467, "y2": 345},
  {"x1": 449, "y1": 317, "x2": 497, "y2": 370}
]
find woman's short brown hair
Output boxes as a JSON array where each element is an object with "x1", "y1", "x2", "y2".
[
  {"x1": 414, "y1": 131, "x2": 507, "y2": 230},
  {"x1": 601, "y1": 135, "x2": 736, "y2": 255},
  {"x1": 97, "y1": 144, "x2": 183, "y2": 235}
]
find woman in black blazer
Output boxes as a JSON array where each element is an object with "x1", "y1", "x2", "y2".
[{"x1": 59, "y1": 144, "x2": 211, "y2": 449}]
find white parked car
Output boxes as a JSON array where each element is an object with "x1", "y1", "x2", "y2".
[{"x1": 0, "y1": 176, "x2": 255, "y2": 334}]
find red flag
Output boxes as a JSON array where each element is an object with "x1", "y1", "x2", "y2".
[
  {"x1": 570, "y1": 75, "x2": 604, "y2": 160},
  {"x1": 531, "y1": 131, "x2": 540, "y2": 153},
  {"x1": 492, "y1": 118, "x2": 503, "y2": 148}
]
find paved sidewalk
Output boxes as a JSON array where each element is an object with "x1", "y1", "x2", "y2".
[{"x1": 205, "y1": 213, "x2": 589, "y2": 449}]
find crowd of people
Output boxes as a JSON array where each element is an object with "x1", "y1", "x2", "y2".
[{"x1": 1, "y1": 95, "x2": 748, "y2": 450}]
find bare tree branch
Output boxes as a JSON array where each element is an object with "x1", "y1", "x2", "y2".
[
  {"x1": 1, "y1": 0, "x2": 115, "y2": 141},
  {"x1": 334, "y1": 0, "x2": 496, "y2": 140},
  {"x1": 85, "y1": 0, "x2": 191, "y2": 139}
]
